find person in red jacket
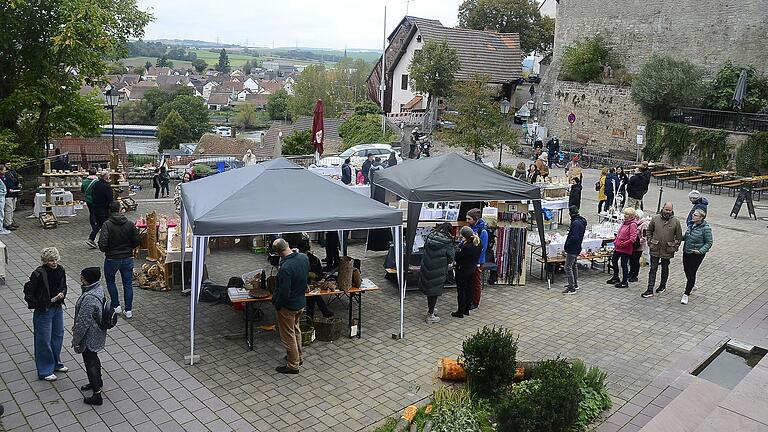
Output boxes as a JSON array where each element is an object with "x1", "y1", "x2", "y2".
[{"x1": 606, "y1": 207, "x2": 638, "y2": 288}]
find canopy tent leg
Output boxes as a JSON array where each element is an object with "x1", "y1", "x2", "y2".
[
  {"x1": 391, "y1": 225, "x2": 405, "y2": 339},
  {"x1": 185, "y1": 235, "x2": 207, "y2": 366},
  {"x1": 404, "y1": 201, "x2": 422, "y2": 274},
  {"x1": 532, "y1": 200, "x2": 550, "y2": 290}
]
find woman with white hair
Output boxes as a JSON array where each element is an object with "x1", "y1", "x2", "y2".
[
  {"x1": 681, "y1": 209, "x2": 713, "y2": 305},
  {"x1": 22, "y1": 247, "x2": 68, "y2": 381}
]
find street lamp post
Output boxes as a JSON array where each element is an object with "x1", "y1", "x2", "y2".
[
  {"x1": 498, "y1": 98, "x2": 512, "y2": 168},
  {"x1": 104, "y1": 84, "x2": 120, "y2": 153}
]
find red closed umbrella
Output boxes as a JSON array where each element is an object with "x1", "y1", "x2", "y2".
[{"x1": 311, "y1": 100, "x2": 324, "y2": 158}]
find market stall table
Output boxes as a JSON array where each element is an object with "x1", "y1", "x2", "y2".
[
  {"x1": 228, "y1": 279, "x2": 380, "y2": 351},
  {"x1": 32, "y1": 191, "x2": 78, "y2": 217},
  {"x1": 308, "y1": 166, "x2": 342, "y2": 177}
]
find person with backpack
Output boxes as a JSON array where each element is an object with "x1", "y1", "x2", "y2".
[
  {"x1": 72, "y1": 267, "x2": 110, "y2": 405},
  {"x1": 98, "y1": 201, "x2": 141, "y2": 319},
  {"x1": 466, "y1": 208, "x2": 489, "y2": 309},
  {"x1": 159, "y1": 166, "x2": 171, "y2": 198},
  {"x1": 24, "y1": 247, "x2": 68, "y2": 381}
]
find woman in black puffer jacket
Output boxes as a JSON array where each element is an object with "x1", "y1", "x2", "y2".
[{"x1": 418, "y1": 223, "x2": 455, "y2": 324}]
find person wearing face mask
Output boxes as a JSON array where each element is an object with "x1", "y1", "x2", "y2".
[{"x1": 641, "y1": 203, "x2": 682, "y2": 298}]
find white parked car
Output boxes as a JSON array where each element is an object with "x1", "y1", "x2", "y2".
[{"x1": 318, "y1": 144, "x2": 402, "y2": 168}]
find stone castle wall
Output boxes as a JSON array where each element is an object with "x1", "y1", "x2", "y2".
[{"x1": 539, "y1": 0, "x2": 768, "y2": 154}]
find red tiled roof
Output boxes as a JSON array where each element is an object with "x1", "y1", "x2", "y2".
[
  {"x1": 194, "y1": 133, "x2": 276, "y2": 159},
  {"x1": 50, "y1": 137, "x2": 128, "y2": 165}
]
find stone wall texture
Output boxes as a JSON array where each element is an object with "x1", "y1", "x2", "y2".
[{"x1": 539, "y1": 0, "x2": 768, "y2": 155}]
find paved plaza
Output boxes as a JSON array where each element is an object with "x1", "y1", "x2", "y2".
[{"x1": 1, "y1": 161, "x2": 767, "y2": 431}]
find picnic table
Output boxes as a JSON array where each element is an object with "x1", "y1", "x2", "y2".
[
  {"x1": 676, "y1": 171, "x2": 734, "y2": 188},
  {"x1": 229, "y1": 281, "x2": 380, "y2": 351},
  {"x1": 711, "y1": 175, "x2": 768, "y2": 195},
  {"x1": 652, "y1": 166, "x2": 700, "y2": 185}
]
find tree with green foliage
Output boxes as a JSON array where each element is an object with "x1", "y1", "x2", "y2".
[
  {"x1": 409, "y1": 40, "x2": 460, "y2": 129},
  {"x1": 191, "y1": 59, "x2": 208, "y2": 73},
  {"x1": 338, "y1": 115, "x2": 395, "y2": 149},
  {"x1": 156, "y1": 56, "x2": 173, "y2": 68},
  {"x1": 115, "y1": 100, "x2": 153, "y2": 125},
  {"x1": 155, "y1": 95, "x2": 211, "y2": 140},
  {"x1": 132, "y1": 66, "x2": 147, "y2": 75},
  {"x1": 458, "y1": 0, "x2": 555, "y2": 54},
  {"x1": 560, "y1": 36, "x2": 620, "y2": 83},
  {"x1": 267, "y1": 89, "x2": 291, "y2": 120},
  {"x1": 157, "y1": 110, "x2": 190, "y2": 150},
  {"x1": 216, "y1": 49, "x2": 231, "y2": 73},
  {"x1": 444, "y1": 75, "x2": 518, "y2": 160},
  {"x1": 107, "y1": 62, "x2": 128, "y2": 75},
  {"x1": 632, "y1": 55, "x2": 705, "y2": 120},
  {"x1": 289, "y1": 64, "x2": 340, "y2": 118},
  {"x1": 0, "y1": 0, "x2": 152, "y2": 157},
  {"x1": 145, "y1": 61, "x2": 153, "y2": 72},
  {"x1": 233, "y1": 104, "x2": 263, "y2": 129},
  {"x1": 281, "y1": 129, "x2": 313, "y2": 155},
  {"x1": 353, "y1": 100, "x2": 382, "y2": 116},
  {"x1": 703, "y1": 61, "x2": 768, "y2": 113},
  {"x1": 350, "y1": 58, "x2": 372, "y2": 103},
  {"x1": 242, "y1": 59, "x2": 255, "y2": 75}
]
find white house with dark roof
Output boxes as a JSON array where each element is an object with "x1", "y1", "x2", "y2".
[{"x1": 368, "y1": 16, "x2": 524, "y2": 114}]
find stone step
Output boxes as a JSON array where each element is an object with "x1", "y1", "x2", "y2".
[{"x1": 639, "y1": 377, "x2": 730, "y2": 432}]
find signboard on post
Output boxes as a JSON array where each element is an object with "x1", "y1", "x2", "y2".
[{"x1": 731, "y1": 187, "x2": 757, "y2": 219}]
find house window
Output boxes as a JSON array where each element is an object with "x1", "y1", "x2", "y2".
[
  {"x1": 401, "y1": 75, "x2": 409, "y2": 90},
  {"x1": 416, "y1": 35, "x2": 422, "y2": 43}
]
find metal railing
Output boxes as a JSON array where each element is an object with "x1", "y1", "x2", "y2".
[{"x1": 671, "y1": 107, "x2": 768, "y2": 133}]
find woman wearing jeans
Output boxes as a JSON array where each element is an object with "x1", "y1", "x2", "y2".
[
  {"x1": 681, "y1": 209, "x2": 713, "y2": 305},
  {"x1": 23, "y1": 247, "x2": 68, "y2": 381},
  {"x1": 607, "y1": 208, "x2": 638, "y2": 288}
]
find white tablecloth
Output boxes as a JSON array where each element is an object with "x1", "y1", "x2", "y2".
[
  {"x1": 33, "y1": 192, "x2": 76, "y2": 217},
  {"x1": 308, "y1": 166, "x2": 342, "y2": 177},
  {"x1": 347, "y1": 185, "x2": 370, "y2": 196},
  {"x1": 541, "y1": 199, "x2": 570, "y2": 210},
  {"x1": 528, "y1": 232, "x2": 606, "y2": 256}
]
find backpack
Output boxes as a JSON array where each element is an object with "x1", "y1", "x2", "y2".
[{"x1": 89, "y1": 294, "x2": 118, "y2": 330}]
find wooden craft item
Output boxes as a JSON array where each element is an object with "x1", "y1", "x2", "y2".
[
  {"x1": 337, "y1": 256, "x2": 353, "y2": 293},
  {"x1": 352, "y1": 268, "x2": 362, "y2": 288},
  {"x1": 438, "y1": 357, "x2": 467, "y2": 381},
  {"x1": 146, "y1": 212, "x2": 160, "y2": 262}
]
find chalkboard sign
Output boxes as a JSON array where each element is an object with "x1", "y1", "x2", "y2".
[{"x1": 731, "y1": 187, "x2": 757, "y2": 220}]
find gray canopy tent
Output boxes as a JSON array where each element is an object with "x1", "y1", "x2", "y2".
[
  {"x1": 372, "y1": 153, "x2": 549, "y2": 293},
  {"x1": 178, "y1": 158, "x2": 405, "y2": 364}
]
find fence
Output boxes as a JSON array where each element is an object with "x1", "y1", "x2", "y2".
[{"x1": 671, "y1": 107, "x2": 768, "y2": 133}]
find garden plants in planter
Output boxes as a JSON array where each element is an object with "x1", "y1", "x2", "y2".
[{"x1": 460, "y1": 326, "x2": 519, "y2": 399}]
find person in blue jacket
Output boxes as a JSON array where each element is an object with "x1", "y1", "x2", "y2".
[
  {"x1": 466, "y1": 208, "x2": 488, "y2": 310},
  {"x1": 563, "y1": 206, "x2": 587, "y2": 295},
  {"x1": 686, "y1": 190, "x2": 709, "y2": 228}
]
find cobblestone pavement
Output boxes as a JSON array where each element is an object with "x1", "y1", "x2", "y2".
[{"x1": 1, "y1": 164, "x2": 767, "y2": 431}]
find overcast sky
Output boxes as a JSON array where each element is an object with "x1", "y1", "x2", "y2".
[{"x1": 135, "y1": 0, "x2": 556, "y2": 50}]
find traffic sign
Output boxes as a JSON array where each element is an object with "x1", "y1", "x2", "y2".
[{"x1": 567, "y1": 113, "x2": 576, "y2": 124}]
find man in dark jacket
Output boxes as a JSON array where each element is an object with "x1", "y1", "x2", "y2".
[
  {"x1": 88, "y1": 171, "x2": 114, "y2": 248},
  {"x1": 626, "y1": 168, "x2": 646, "y2": 210},
  {"x1": 640, "y1": 161, "x2": 652, "y2": 208},
  {"x1": 686, "y1": 190, "x2": 708, "y2": 228},
  {"x1": 546, "y1": 137, "x2": 560, "y2": 168},
  {"x1": 341, "y1": 158, "x2": 353, "y2": 185},
  {"x1": 272, "y1": 238, "x2": 309, "y2": 374},
  {"x1": 361, "y1": 153, "x2": 374, "y2": 184},
  {"x1": 563, "y1": 206, "x2": 587, "y2": 294},
  {"x1": 98, "y1": 201, "x2": 140, "y2": 319}
]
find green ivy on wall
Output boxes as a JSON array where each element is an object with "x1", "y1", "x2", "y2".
[
  {"x1": 695, "y1": 130, "x2": 729, "y2": 171},
  {"x1": 735, "y1": 132, "x2": 768, "y2": 176},
  {"x1": 643, "y1": 121, "x2": 692, "y2": 164}
]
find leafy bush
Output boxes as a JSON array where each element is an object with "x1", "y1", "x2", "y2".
[
  {"x1": 281, "y1": 129, "x2": 313, "y2": 156},
  {"x1": 460, "y1": 326, "x2": 518, "y2": 399},
  {"x1": 430, "y1": 386, "x2": 484, "y2": 432},
  {"x1": 192, "y1": 164, "x2": 214, "y2": 176},
  {"x1": 353, "y1": 100, "x2": 383, "y2": 116},
  {"x1": 695, "y1": 130, "x2": 729, "y2": 171},
  {"x1": 632, "y1": 55, "x2": 705, "y2": 120},
  {"x1": 560, "y1": 36, "x2": 620, "y2": 83},
  {"x1": 338, "y1": 114, "x2": 395, "y2": 150},
  {"x1": 736, "y1": 132, "x2": 768, "y2": 175},
  {"x1": 498, "y1": 164, "x2": 517, "y2": 176},
  {"x1": 571, "y1": 360, "x2": 612, "y2": 430},
  {"x1": 497, "y1": 358, "x2": 582, "y2": 432},
  {"x1": 643, "y1": 122, "x2": 692, "y2": 164},
  {"x1": 703, "y1": 61, "x2": 768, "y2": 114}
]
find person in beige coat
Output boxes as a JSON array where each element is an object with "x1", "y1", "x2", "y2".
[{"x1": 642, "y1": 202, "x2": 682, "y2": 298}]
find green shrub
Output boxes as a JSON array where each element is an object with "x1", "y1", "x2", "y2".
[
  {"x1": 192, "y1": 163, "x2": 213, "y2": 176},
  {"x1": 643, "y1": 122, "x2": 692, "y2": 164},
  {"x1": 571, "y1": 360, "x2": 612, "y2": 430},
  {"x1": 498, "y1": 164, "x2": 517, "y2": 176},
  {"x1": 338, "y1": 114, "x2": 395, "y2": 150},
  {"x1": 497, "y1": 358, "x2": 582, "y2": 432},
  {"x1": 632, "y1": 55, "x2": 705, "y2": 120},
  {"x1": 736, "y1": 132, "x2": 768, "y2": 176},
  {"x1": 560, "y1": 36, "x2": 620, "y2": 83},
  {"x1": 353, "y1": 100, "x2": 383, "y2": 116},
  {"x1": 281, "y1": 129, "x2": 313, "y2": 156},
  {"x1": 430, "y1": 386, "x2": 485, "y2": 432},
  {"x1": 460, "y1": 326, "x2": 518, "y2": 399}
]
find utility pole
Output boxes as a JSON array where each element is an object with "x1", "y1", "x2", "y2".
[{"x1": 380, "y1": 6, "x2": 387, "y2": 135}]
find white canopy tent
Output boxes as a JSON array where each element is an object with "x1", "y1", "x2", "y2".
[{"x1": 178, "y1": 158, "x2": 405, "y2": 364}]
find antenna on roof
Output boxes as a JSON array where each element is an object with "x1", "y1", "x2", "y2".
[{"x1": 405, "y1": 0, "x2": 415, "y2": 15}]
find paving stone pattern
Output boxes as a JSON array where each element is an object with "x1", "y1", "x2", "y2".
[{"x1": 1, "y1": 163, "x2": 767, "y2": 431}]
